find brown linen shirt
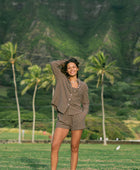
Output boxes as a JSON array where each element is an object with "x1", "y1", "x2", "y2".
[
  {"x1": 65, "y1": 86, "x2": 83, "y2": 115},
  {"x1": 50, "y1": 59, "x2": 89, "y2": 115}
]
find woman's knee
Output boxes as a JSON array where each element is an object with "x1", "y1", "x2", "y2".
[
  {"x1": 71, "y1": 144, "x2": 79, "y2": 153},
  {"x1": 51, "y1": 142, "x2": 60, "y2": 152}
]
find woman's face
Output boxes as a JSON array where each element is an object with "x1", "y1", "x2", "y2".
[{"x1": 67, "y1": 62, "x2": 79, "y2": 77}]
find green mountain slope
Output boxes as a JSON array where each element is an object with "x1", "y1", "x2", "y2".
[{"x1": 0, "y1": 0, "x2": 140, "y2": 65}]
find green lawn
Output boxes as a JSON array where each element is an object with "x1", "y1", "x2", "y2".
[{"x1": 0, "y1": 144, "x2": 139, "y2": 170}]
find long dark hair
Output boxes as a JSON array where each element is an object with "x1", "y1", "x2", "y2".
[{"x1": 61, "y1": 58, "x2": 79, "y2": 78}]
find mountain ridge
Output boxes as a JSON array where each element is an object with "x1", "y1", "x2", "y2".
[{"x1": 0, "y1": 0, "x2": 140, "y2": 67}]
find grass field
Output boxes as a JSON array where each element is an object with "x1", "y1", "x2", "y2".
[{"x1": 0, "y1": 143, "x2": 139, "y2": 170}]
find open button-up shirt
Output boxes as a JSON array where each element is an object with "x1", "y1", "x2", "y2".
[{"x1": 50, "y1": 59, "x2": 89, "y2": 115}]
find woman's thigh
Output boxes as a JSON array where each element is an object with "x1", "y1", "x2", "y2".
[
  {"x1": 51, "y1": 128, "x2": 69, "y2": 150},
  {"x1": 71, "y1": 130, "x2": 83, "y2": 147}
]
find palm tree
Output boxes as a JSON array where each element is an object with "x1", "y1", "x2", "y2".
[
  {"x1": 0, "y1": 41, "x2": 30, "y2": 143},
  {"x1": 39, "y1": 64, "x2": 55, "y2": 137},
  {"x1": 20, "y1": 65, "x2": 42, "y2": 143},
  {"x1": 85, "y1": 51, "x2": 121, "y2": 145}
]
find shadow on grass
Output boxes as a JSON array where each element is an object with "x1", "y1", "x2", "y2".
[{"x1": 21, "y1": 157, "x2": 49, "y2": 169}]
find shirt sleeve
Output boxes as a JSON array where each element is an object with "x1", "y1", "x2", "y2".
[
  {"x1": 50, "y1": 59, "x2": 67, "y2": 79},
  {"x1": 82, "y1": 83, "x2": 89, "y2": 115}
]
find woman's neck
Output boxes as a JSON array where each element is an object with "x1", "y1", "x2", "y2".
[
  {"x1": 69, "y1": 76, "x2": 79, "y2": 88},
  {"x1": 69, "y1": 76, "x2": 78, "y2": 82}
]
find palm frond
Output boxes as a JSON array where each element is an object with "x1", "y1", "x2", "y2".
[
  {"x1": 14, "y1": 54, "x2": 24, "y2": 62},
  {"x1": 39, "y1": 81, "x2": 51, "y2": 90},
  {"x1": 43, "y1": 64, "x2": 52, "y2": 71},
  {"x1": 98, "y1": 51, "x2": 106, "y2": 64},
  {"x1": 108, "y1": 66, "x2": 121, "y2": 78},
  {"x1": 97, "y1": 69, "x2": 103, "y2": 76},
  {"x1": 20, "y1": 79, "x2": 32, "y2": 85},
  {"x1": 14, "y1": 43, "x2": 17, "y2": 55},
  {"x1": 84, "y1": 65, "x2": 98, "y2": 73},
  {"x1": 23, "y1": 72, "x2": 30, "y2": 78},
  {"x1": 0, "y1": 61, "x2": 8, "y2": 66},
  {"x1": 84, "y1": 74, "x2": 95, "y2": 83},
  {"x1": 133, "y1": 56, "x2": 140, "y2": 64},
  {"x1": 105, "y1": 60, "x2": 116, "y2": 69},
  {"x1": 93, "y1": 56, "x2": 101, "y2": 67},
  {"x1": 21, "y1": 82, "x2": 35, "y2": 95},
  {"x1": 0, "y1": 64, "x2": 10, "y2": 74},
  {"x1": 15, "y1": 63, "x2": 24, "y2": 75},
  {"x1": 105, "y1": 72, "x2": 114, "y2": 84},
  {"x1": 0, "y1": 43, "x2": 11, "y2": 60}
]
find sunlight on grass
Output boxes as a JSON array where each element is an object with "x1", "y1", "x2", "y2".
[
  {"x1": 0, "y1": 144, "x2": 139, "y2": 169},
  {"x1": 124, "y1": 120, "x2": 140, "y2": 140}
]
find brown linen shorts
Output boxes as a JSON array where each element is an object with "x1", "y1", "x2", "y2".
[{"x1": 56, "y1": 113, "x2": 86, "y2": 130}]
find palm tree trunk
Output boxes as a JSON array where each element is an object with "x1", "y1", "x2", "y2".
[
  {"x1": 32, "y1": 83, "x2": 38, "y2": 143},
  {"x1": 101, "y1": 73, "x2": 107, "y2": 145},
  {"x1": 52, "y1": 87, "x2": 55, "y2": 138},
  {"x1": 12, "y1": 63, "x2": 21, "y2": 144}
]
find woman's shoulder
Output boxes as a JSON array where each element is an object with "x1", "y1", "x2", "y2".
[{"x1": 79, "y1": 79, "x2": 88, "y2": 89}]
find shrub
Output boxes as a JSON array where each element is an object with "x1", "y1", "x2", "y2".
[
  {"x1": 89, "y1": 133, "x2": 99, "y2": 140},
  {"x1": 81, "y1": 129, "x2": 89, "y2": 139},
  {"x1": 116, "y1": 108, "x2": 130, "y2": 119},
  {"x1": 85, "y1": 115, "x2": 133, "y2": 140}
]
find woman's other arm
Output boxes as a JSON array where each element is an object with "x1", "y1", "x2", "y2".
[{"x1": 82, "y1": 83, "x2": 89, "y2": 115}]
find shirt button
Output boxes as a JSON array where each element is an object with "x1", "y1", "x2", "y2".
[
  {"x1": 69, "y1": 98, "x2": 71, "y2": 101},
  {"x1": 68, "y1": 103, "x2": 70, "y2": 106}
]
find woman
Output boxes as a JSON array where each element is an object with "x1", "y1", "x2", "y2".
[{"x1": 50, "y1": 58, "x2": 89, "y2": 170}]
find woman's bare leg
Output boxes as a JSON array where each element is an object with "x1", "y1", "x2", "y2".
[
  {"x1": 51, "y1": 128, "x2": 69, "y2": 170},
  {"x1": 71, "y1": 129, "x2": 83, "y2": 170}
]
